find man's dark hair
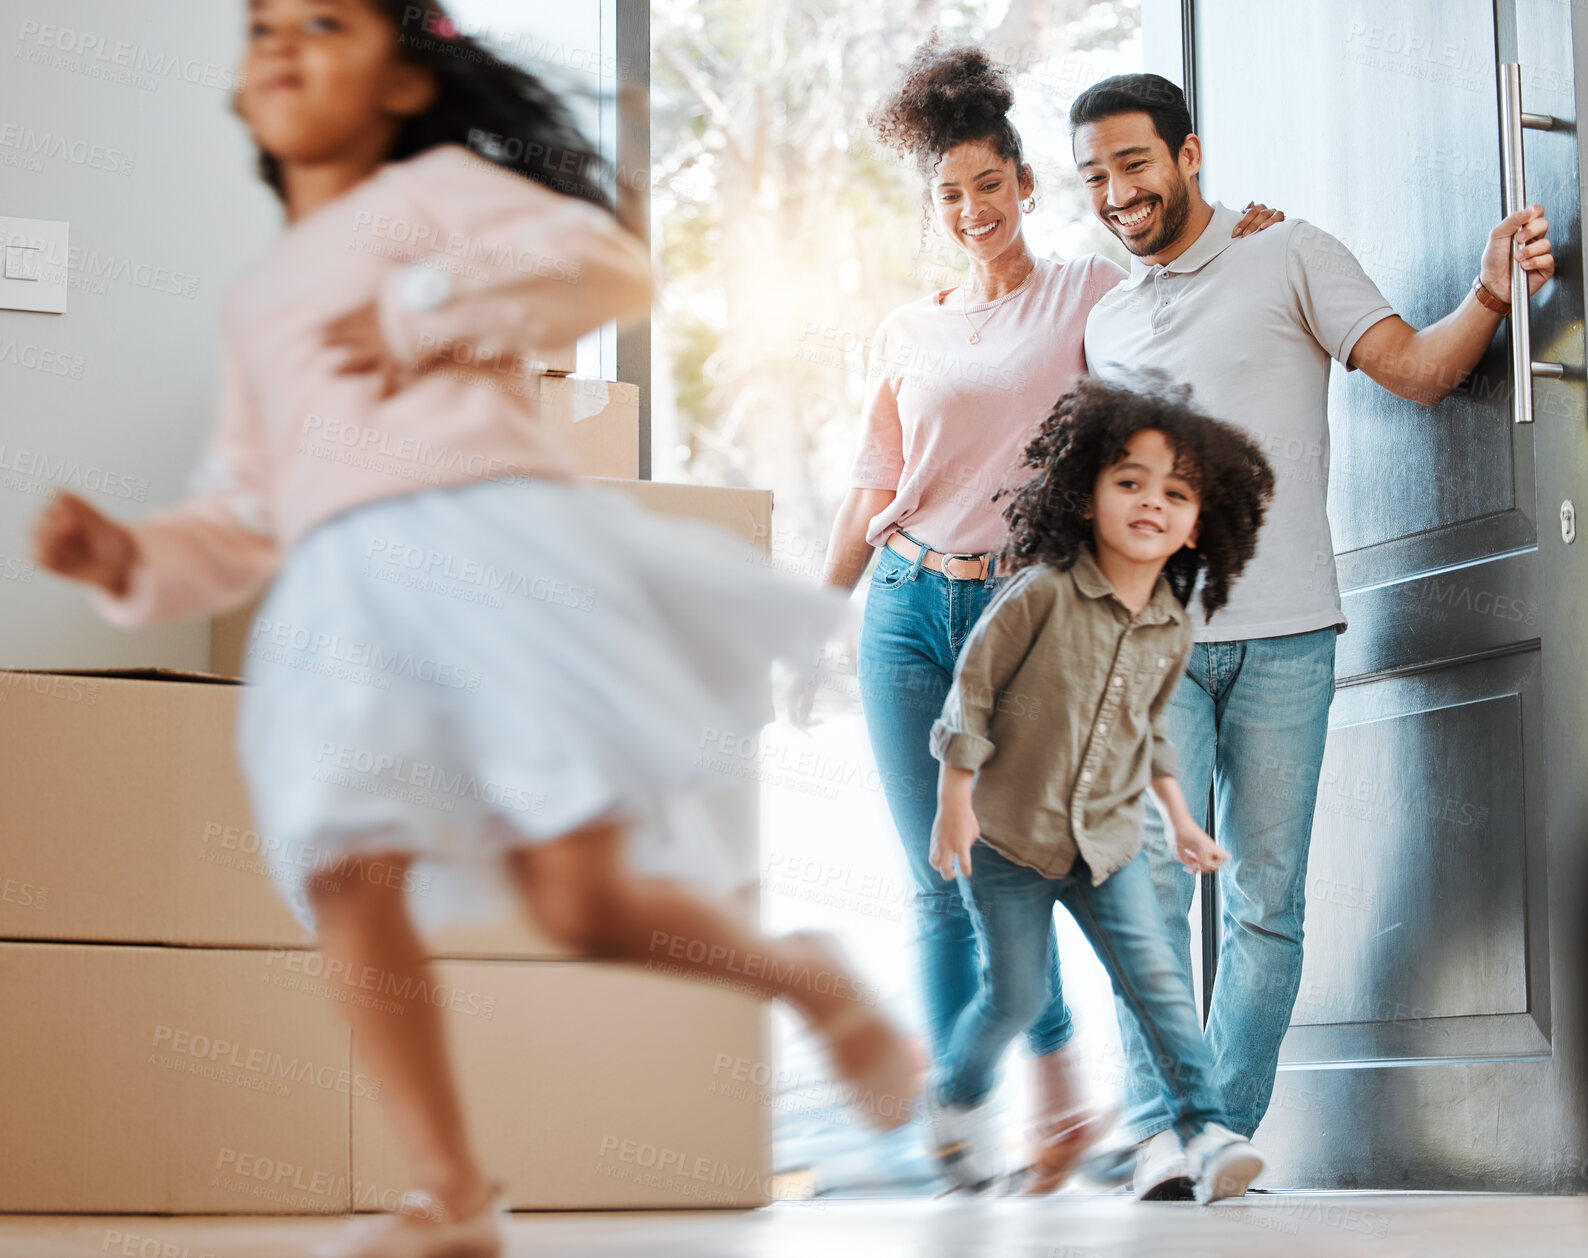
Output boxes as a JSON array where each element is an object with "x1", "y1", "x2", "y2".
[
  {"x1": 1068, "y1": 73, "x2": 1194, "y2": 162},
  {"x1": 994, "y1": 376, "x2": 1275, "y2": 623}
]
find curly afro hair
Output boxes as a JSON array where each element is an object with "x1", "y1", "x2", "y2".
[
  {"x1": 995, "y1": 376, "x2": 1276, "y2": 623},
  {"x1": 868, "y1": 31, "x2": 1027, "y2": 182}
]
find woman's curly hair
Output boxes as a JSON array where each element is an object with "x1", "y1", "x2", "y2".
[
  {"x1": 995, "y1": 377, "x2": 1276, "y2": 622},
  {"x1": 868, "y1": 32, "x2": 1027, "y2": 184}
]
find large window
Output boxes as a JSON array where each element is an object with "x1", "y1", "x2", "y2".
[{"x1": 650, "y1": 0, "x2": 1146, "y2": 1195}]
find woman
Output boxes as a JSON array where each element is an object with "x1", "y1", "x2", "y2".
[{"x1": 791, "y1": 35, "x2": 1281, "y2": 1192}]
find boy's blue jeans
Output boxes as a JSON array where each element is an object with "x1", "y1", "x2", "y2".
[
  {"x1": 857, "y1": 540, "x2": 1073, "y2": 1063},
  {"x1": 1119, "y1": 628, "x2": 1337, "y2": 1141},
  {"x1": 938, "y1": 844, "x2": 1228, "y2": 1144}
]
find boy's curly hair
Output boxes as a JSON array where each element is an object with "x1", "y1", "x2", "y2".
[
  {"x1": 868, "y1": 32, "x2": 1027, "y2": 184},
  {"x1": 995, "y1": 377, "x2": 1275, "y2": 622}
]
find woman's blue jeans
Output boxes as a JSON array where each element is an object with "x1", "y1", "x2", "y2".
[{"x1": 856, "y1": 540, "x2": 1072, "y2": 1063}]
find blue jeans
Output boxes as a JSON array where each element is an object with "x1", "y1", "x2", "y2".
[
  {"x1": 1119, "y1": 627, "x2": 1338, "y2": 1140},
  {"x1": 940, "y1": 844, "x2": 1228, "y2": 1143},
  {"x1": 857, "y1": 539, "x2": 1072, "y2": 1063}
]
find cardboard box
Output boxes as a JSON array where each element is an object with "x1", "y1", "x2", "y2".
[
  {"x1": 539, "y1": 375, "x2": 639, "y2": 478},
  {"x1": 7, "y1": 484, "x2": 774, "y2": 952},
  {"x1": 0, "y1": 944, "x2": 350, "y2": 1214},
  {"x1": 0, "y1": 664, "x2": 755, "y2": 956},
  {"x1": 0, "y1": 477, "x2": 777, "y2": 953},
  {"x1": 586, "y1": 477, "x2": 773, "y2": 551},
  {"x1": 0, "y1": 945, "x2": 769, "y2": 1213},
  {"x1": 0, "y1": 662, "x2": 761, "y2": 956},
  {"x1": 0, "y1": 668, "x2": 311, "y2": 949},
  {"x1": 348, "y1": 961, "x2": 770, "y2": 1209}
]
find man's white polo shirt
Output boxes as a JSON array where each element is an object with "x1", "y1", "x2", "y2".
[{"x1": 1084, "y1": 201, "x2": 1396, "y2": 643}]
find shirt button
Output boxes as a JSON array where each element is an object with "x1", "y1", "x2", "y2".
[
  {"x1": 1081, "y1": 771, "x2": 1093, "y2": 783},
  {"x1": 1158, "y1": 657, "x2": 1167, "y2": 667},
  {"x1": 1097, "y1": 723, "x2": 1108, "y2": 735},
  {"x1": 1112, "y1": 675, "x2": 1123, "y2": 686}
]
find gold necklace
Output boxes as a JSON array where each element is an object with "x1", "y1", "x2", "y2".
[{"x1": 958, "y1": 259, "x2": 1037, "y2": 344}]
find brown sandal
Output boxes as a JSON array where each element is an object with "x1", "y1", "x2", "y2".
[
  {"x1": 312, "y1": 1181, "x2": 506, "y2": 1258},
  {"x1": 1019, "y1": 1104, "x2": 1114, "y2": 1195},
  {"x1": 790, "y1": 930, "x2": 924, "y2": 1131}
]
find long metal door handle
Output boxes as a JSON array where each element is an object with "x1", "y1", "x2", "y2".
[{"x1": 1499, "y1": 63, "x2": 1568, "y2": 423}]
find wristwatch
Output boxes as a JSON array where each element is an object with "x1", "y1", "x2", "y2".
[{"x1": 1472, "y1": 274, "x2": 1511, "y2": 316}]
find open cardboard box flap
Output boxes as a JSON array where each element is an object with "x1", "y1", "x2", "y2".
[{"x1": 6, "y1": 665, "x2": 239, "y2": 684}]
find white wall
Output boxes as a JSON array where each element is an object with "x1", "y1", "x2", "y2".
[{"x1": 0, "y1": 0, "x2": 281, "y2": 669}]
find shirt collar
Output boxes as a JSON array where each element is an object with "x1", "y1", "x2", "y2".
[
  {"x1": 1116, "y1": 201, "x2": 1240, "y2": 291},
  {"x1": 1070, "y1": 547, "x2": 1183, "y2": 625}
]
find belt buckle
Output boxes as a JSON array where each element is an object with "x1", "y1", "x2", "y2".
[{"x1": 942, "y1": 552, "x2": 986, "y2": 581}]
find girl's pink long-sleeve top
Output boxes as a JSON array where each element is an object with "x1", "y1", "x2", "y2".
[{"x1": 92, "y1": 144, "x2": 652, "y2": 627}]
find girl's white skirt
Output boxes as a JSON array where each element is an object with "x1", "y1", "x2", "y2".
[{"x1": 238, "y1": 476, "x2": 842, "y2": 934}]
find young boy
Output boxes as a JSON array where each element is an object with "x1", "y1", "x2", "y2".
[{"x1": 925, "y1": 378, "x2": 1274, "y2": 1203}]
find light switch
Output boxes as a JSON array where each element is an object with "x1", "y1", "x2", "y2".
[
  {"x1": 0, "y1": 217, "x2": 68, "y2": 313},
  {"x1": 5, "y1": 246, "x2": 40, "y2": 281}
]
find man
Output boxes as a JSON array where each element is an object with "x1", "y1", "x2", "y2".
[{"x1": 1070, "y1": 72, "x2": 1553, "y2": 1199}]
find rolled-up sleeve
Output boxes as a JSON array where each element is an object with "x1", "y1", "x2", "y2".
[{"x1": 930, "y1": 569, "x2": 1054, "y2": 770}]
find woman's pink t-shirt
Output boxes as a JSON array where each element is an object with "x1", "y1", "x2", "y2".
[{"x1": 849, "y1": 253, "x2": 1126, "y2": 556}]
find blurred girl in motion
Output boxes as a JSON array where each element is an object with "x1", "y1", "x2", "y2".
[{"x1": 33, "y1": 3, "x2": 916, "y2": 1255}]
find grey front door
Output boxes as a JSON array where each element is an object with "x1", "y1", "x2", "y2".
[{"x1": 1187, "y1": 0, "x2": 1588, "y2": 1190}]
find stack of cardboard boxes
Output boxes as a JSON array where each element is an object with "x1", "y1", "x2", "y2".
[{"x1": 0, "y1": 362, "x2": 778, "y2": 1214}]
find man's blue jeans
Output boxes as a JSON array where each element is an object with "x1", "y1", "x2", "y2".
[
  {"x1": 1119, "y1": 627, "x2": 1338, "y2": 1140},
  {"x1": 940, "y1": 844, "x2": 1228, "y2": 1144},
  {"x1": 857, "y1": 540, "x2": 1072, "y2": 1062}
]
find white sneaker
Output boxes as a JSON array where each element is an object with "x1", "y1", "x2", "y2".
[
  {"x1": 924, "y1": 1090, "x2": 1003, "y2": 1192},
  {"x1": 1132, "y1": 1129, "x2": 1194, "y2": 1201},
  {"x1": 1184, "y1": 1123, "x2": 1265, "y2": 1205}
]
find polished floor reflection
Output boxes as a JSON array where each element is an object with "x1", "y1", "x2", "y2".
[{"x1": 6, "y1": 1195, "x2": 1587, "y2": 1257}]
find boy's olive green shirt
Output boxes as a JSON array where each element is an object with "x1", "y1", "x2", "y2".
[{"x1": 930, "y1": 550, "x2": 1193, "y2": 884}]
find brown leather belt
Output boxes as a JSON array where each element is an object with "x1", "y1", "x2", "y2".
[{"x1": 883, "y1": 530, "x2": 999, "y2": 581}]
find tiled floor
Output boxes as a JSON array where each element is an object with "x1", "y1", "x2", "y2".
[{"x1": 5, "y1": 1195, "x2": 1587, "y2": 1258}]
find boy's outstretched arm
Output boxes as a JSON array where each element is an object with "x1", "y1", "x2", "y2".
[{"x1": 1148, "y1": 775, "x2": 1229, "y2": 875}]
